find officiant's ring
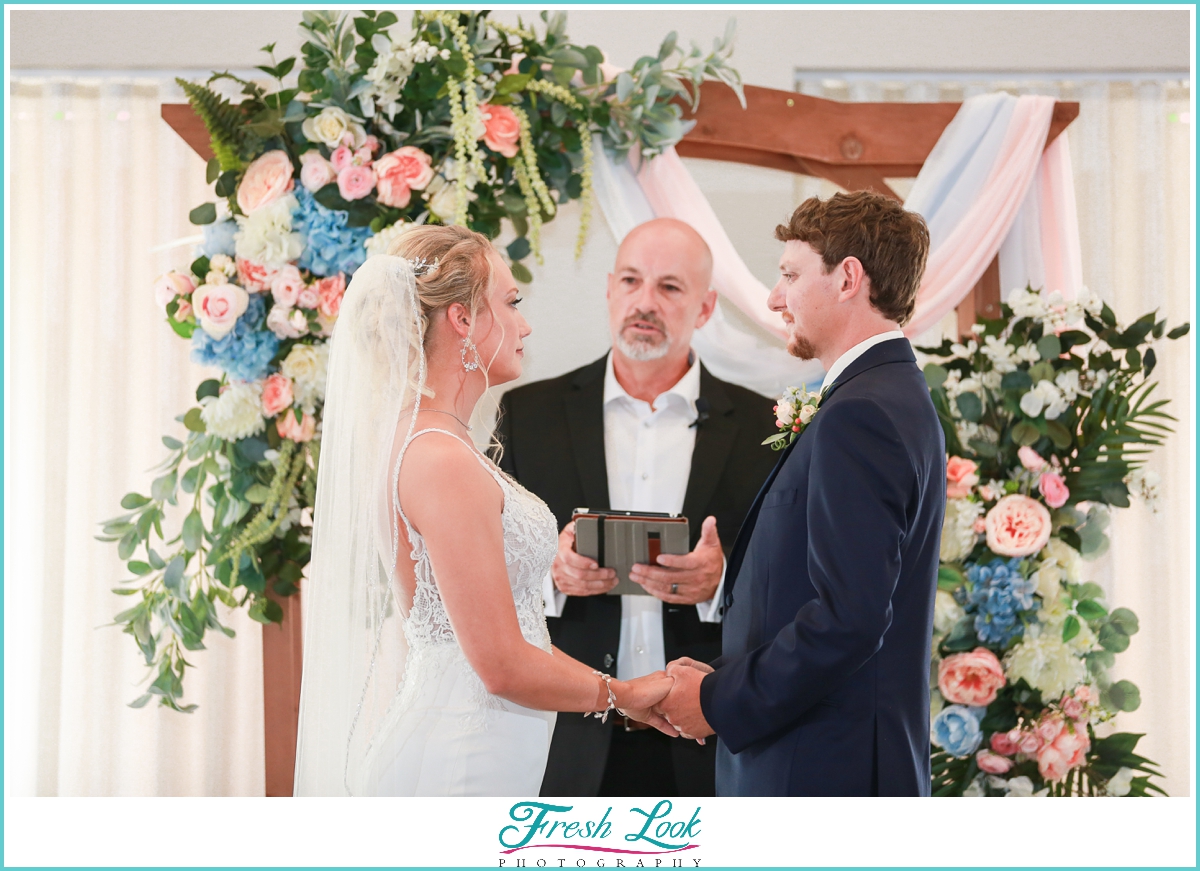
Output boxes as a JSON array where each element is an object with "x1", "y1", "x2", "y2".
[{"x1": 670, "y1": 583, "x2": 678, "y2": 595}]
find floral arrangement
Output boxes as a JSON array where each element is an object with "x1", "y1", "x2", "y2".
[
  {"x1": 99, "y1": 9, "x2": 744, "y2": 712},
  {"x1": 920, "y1": 286, "x2": 1187, "y2": 796},
  {"x1": 762, "y1": 384, "x2": 822, "y2": 450}
]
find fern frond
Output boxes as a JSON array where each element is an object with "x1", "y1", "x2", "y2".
[{"x1": 176, "y1": 78, "x2": 246, "y2": 172}]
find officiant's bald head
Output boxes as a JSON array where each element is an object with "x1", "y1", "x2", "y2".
[{"x1": 607, "y1": 219, "x2": 717, "y2": 366}]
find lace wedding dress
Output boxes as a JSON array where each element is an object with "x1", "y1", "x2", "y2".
[{"x1": 358, "y1": 427, "x2": 560, "y2": 796}]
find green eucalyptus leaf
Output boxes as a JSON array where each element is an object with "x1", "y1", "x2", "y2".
[
  {"x1": 1102, "y1": 679, "x2": 1141, "y2": 713},
  {"x1": 955, "y1": 392, "x2": 982, "y2": 423},
  {"x1": 1098, "y1": 621, "x2": 1131, "y2": 653},
  {"x1": 510, "y1": 260, "x2": 533, "y2": 284},
  {"x1": 1036, "y1": 335, "x2": 1062, "y2": 360},
  {"x1": 121, "y1": 493, "x2": 151, "y2": 510},
  {"x1": 128, "y1": 560, "x2": 152, "y2": 576},
  {"x1": 937, "y1": 565, "x2": 966, "y2": 592},
  {"x1": 182, "y1": 510, "x2": 205, "y2": 553},
  {"x1": 1001, "y1": 370, "x2": 1033, "y2": 391},
  {"x1": 1167, "y1": 323, "x2": 1190, "y2": 340},
  {"x1": 188, "y1": 203, "x2": 217, "y2": 225},
  {"x1": 183, "y1": 408, "x2": 206, "y2": 433},
  {"x1": 117, "y1": 532, "x2": 138, "y2": 561},
  {"x1": 163, "y1": 555, "x2": 187, "y2": 601},
  {"x1": 1011, "y1": 421, "x2": 1040, "y2": 446},
  {"x1": 1109, "y1": 607, "x2": 1139, "y2": 636},
  {"x1": 923, "y1": 364, "x2": 948, "y2": 390},
  {"x1": 244, "y1": 483, "x2": 272, "y2": 504},
  {"x1": 128, "y1": 693, "x2": 154, "y2": 709},
  {"x1": 1076, "y1": 599, "x2": 1108, "y2": 622},
  {"x1": 151, "y1": 471, "x2": 178, "y2": 502},
  {"x1": 1045, "y1": 419, "x2": 1072, "y2": 449}
]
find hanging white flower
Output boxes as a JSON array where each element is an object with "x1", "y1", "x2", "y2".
[{"x1": 200, "y1": 382, "x2": 266, "y2": 441}]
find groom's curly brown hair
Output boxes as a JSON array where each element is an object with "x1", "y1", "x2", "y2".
[{"x1": 775, "y1": 191, "x2": 930, "y2": 326}]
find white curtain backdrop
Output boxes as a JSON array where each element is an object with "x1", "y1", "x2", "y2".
[
  {"x1": 797, "y1": 73, "x2": 1194, "y2": 797},
  {"x1": 6, "y1": 76, "x2": 264, "y2": 796}
]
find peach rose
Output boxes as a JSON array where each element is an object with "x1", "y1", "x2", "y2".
[
  {"x1": 316, "y1": 273, "x2": 345, "y2": 320},
  {"x1": 237, "y1": 257, "x2": 277, "y2": 293},
  {"x1": 479, "y1": 103, "x2": 520, "y2": 158},
  {"x1": 976, "y1": 750, "x2": 1015, "y2": 775},
  {"x1": 990, "y1": 730, "x2": 1019, "y2": 756},
  {"x1": 938, "y1": 647, "x2": 1006, "y2": 706},
  {"x1": 271, "y1": 264, "x2": 306, "y2": 308},
  {"x1": 299, "y1": 150, "x2": 336, "y2": 192},
  {"x1": 237, "y1": 150, "x2": 295, "y2": 215},
  {"x1": 1037, "y1": 721, "x2": 1090, "y2": 782},
  {"x1": 946, "y1": 456, "x2": 979, "y2": 499},
  {"x1": 261, "y1": 373, "x2": 294, "y2": 417},
  {"x1": 374, "y1": 146, "x2": 435, "y2": 208},
  {"x1": 330, "y1": 145, "x2": 355, "y2": 173},
  {"x1": 1039, "y1": 471, "x2": 1070, "y2": 509},
  {"x1": 1018, "y1": 446, "x2": 1048, "y2": 472},
  {"x1": 297, "y1": 285, "x2": 320, "y2": 310},
  {"x1": 337, "y1": 164, "x2": 375, "y2": 201},
  {"x1": 985, "y1": 494, "x2": 1052, "y2": 557},
  {"x1": 191, "y1": 282, "x2": 249, "y2": 340},
  {"x1": 154, "y1": 271, "x2": 196, "y2": 309},
  {"x1": 277, "y1": 410, "x2": 316, "y2": 442}
]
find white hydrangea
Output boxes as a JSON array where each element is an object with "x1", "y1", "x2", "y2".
[
  {"x1": 200, "y1": 382, "x2": 266, "y2": 441},
  {"x1": 1004, "y1": 626, "x2": 1087, "y2": 699},
  {"x1": 235, "y1": 194, "x2": 303, "y2": 267},
  {"x1": 1039, "y1": 595, "x2": 1097, "y2": 653},
  {"x1": 364, "y1": 220, "x2": 414, "y2": 258},
  {"x1": 1124, "y1": 467, "x2": 1162, "y2": 513},
  {"x1": 1042, "y1": 538, "x2": 1083, "y2": 585},
  {"x1": 1019, "y1": 380, "x2": 1069, "y2": 420},
  {"x1": 934, "y1": 589, "x2": 966, "y2": 635},
  {"x1": 281, "y1": 343, "x2": 330, "y2": 413},
  {"x1": 940, "y1": 497, "x2": 983, "y2": 563}
]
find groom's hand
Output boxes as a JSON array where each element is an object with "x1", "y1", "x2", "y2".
[
  {"x1": 629, "y1": 515, "x2": 723, "y2": 606},
  {"x1": 552, "y1": 522, "x2": 619, "y2": 597},
  {"x1": 655, "y1": 660, "x2": 715, "y2": 740}
]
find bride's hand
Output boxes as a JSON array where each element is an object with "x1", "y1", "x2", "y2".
[{"x1": 614, "y1": 672, "x2": 678, "y2": 737}]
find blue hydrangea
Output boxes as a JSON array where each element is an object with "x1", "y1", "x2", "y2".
[
  {"x1": 292, "y1": 188, "x2": 370, "y2": 278},
  {"x1": 200, "y1": 218, "x2": 238, "y2": 258},
  {"x1": 190, "y1": 293, "x2": 279, "y2": 383},
  {"x1": 932, "y1": 705, "x2": 984, "y2": 757},
  {"x1": 961, "y1": 557, "x2": 1037, "y2": 647}
]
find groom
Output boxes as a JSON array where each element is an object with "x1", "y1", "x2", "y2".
[{"x1": 654, "y1": 191, "x2": 946, "y2": 796}]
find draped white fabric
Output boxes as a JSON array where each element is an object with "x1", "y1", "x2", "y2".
[{"x1": 6, "y1": 77, "x2": 264, "y2": 796}]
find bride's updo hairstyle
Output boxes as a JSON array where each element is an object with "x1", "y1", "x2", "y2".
[{"x1": 387, "y1": 224, "x2": 496, "y2": 352}]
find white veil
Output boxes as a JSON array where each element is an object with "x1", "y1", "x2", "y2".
[{"x1": 293, "y1": 254, "x2": 427, "y2": 796}]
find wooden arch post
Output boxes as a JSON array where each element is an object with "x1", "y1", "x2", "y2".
[{"x1": 162, "y1": 84, "x2": 1077, "y2": 795}]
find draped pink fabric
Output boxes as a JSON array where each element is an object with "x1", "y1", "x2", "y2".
[
  {"x1": 903, "y1": 96, "x2": 1056, "y2": 337},
  {"x1": 1037, "y1": 133, "x2": 1083, "y2": 303}
]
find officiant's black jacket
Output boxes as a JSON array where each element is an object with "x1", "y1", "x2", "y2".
[
  {"x1": 700, "y1": 338, "x2": 946, "y2": 796},
  {"x1": 494, "y1": 353, "x2": 778, "y2": 797}
]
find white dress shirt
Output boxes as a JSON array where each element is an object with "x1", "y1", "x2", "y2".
[
  {"x1": 543, "y1": 352, "x2": 724, "y2": 679},
  {"x1": 820, "y1": 330, "x2": 908, "y2": 394}
]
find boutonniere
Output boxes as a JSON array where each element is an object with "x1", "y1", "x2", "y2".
[{"x1": 762, "y1": 385, "x2": 822, "y2": 451}]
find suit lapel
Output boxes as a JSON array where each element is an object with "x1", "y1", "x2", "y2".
[
  {"x1": 563, "y1": 356, "x2": 610, "y2": 510},
  {"x1": 680, "y1": 367, "x2": 737, "y2": 544}
]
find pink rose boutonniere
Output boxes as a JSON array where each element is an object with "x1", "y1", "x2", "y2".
[{"x1": 762, "y1": 384, "x2": 822, "y2": 451}]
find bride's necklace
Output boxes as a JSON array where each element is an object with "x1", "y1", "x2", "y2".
[{"x1": 421, "y1": 407, "x2": 473, "y2": 432}]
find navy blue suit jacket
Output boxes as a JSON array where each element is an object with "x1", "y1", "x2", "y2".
[{"x1": 698, "y1": 337, "x2": 946, "y2": 796}]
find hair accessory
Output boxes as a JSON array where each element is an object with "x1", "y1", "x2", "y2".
[
  {"x1": 461, "y1": 336, "x2": 481, "y2": 372},
  {"x1": 408, "y1": 256, "x2": 439, "y2": 278}
]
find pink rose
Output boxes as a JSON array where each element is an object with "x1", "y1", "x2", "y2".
[
  {"x1": 271, "y1": 265, "x2": 306, "y2": 308},
  {"x1": 938, "y1": 647, "x2": 1006, "y2": 706},
  {"x1": 316, "y1": 273, "x2": 346, "y2": 320},
  {"x1": 237, "y1": 257, "x2": 277, "y2": 293},
  {"x1": 337, "y1": 164, "x2": 375, "y2": 201},
  {"x1": 1016, "y1": 730, "x2": 1042, "y2": 755},
  {"x1": 266, "y1": 304, "x2": 304, "y2": 340},
  {"x1": 374, "y1": 146, "x2": 434, "y2": 208},
  {"x1": 1039, "y1": 471, "x2": 1070, "y2": 509},
  {"x1": 362, "y1": 134, "x2": 381, "y2": 155},
  {"x1": 976, "y1": 750, "x2": 1015, "y2": 775},
  {"x1": 236, "y1": 150, "x2": 295, "y2": 214},
  {"x1": 261, "y1": 373, "x2": 294, "y2": 417},
  {"x1": 174, "y1": 299, "x2": 193, "y2": 321},
  {"x1": 972, "y1": 518, "x2": 987, "y2": 534},
  {"x1": 330, "y1": 145, "x2": 354, "y2": 173},
  {"x1": 297, "y1": 286, "x2": 320, "y2": 310},
  {"x1": 985, "y1": 494, "x2": 1052, "y2": 557},
  {"x1": 354, "y1": 146, "x2": 374, "y2": 166},
  {"x1": 191, "y1": 282, "x2": 249, "y2": 340},
  {"x1": 990, "y1": 731, "x2": 1019, "y2": 756},
  {"x1": 479, "y1": 103, "x2": 520, "y2": 158},
  {"x1": 946, "y1": 456, "x2": 979, "y2": 499},
  {"x1": 1036, "y1": 715, "x2": 1065, "y2": 744},
  {"x1": 1037, "y1": 722, "x2": 1090, "y2": 782},
  {"x1": 277, "y1": 410, "x2": 316, "y2": 443},
  {"x1": 1075, "y1": 685, "x2": 1096, "y2": 704},
  {"x1": 1062, "y1": 696, "x2": 1085, "y2": 721},
  {"x1": 153, "y1": 271, "x2": 196, "y2": 308},
  {"x1": 1018, "y1": 446, "x2": 1048, "y2": 472},
  {"x1": 299, "y1": 151, "x2": 336, "y2": 192}
]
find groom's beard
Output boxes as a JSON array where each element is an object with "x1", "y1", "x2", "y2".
[{"x1": 785, "y1": 320, "x2": 818, "y2": 360}]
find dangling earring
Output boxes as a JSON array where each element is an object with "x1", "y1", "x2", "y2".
[{"x1": 461, "y1": 336, "x2": 481, "y2": 372}]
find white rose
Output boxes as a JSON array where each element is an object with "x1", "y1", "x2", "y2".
[
  {"x1": 798, "y1": 404, "x2": 818, "y2": 425},
  {"x1": 281, "y1": 343, "x2": 330, "y2": 413},
  {"x1": 424, "y1": 173, "x2": 476, "y2": 224},
  {"x1": 301, "y1": 107, "x2": 365, "y2": 148},
  {"x1": 200, "y1": 382, "x2": 266, "y2": 441},
  {"x1": 1034, "y1": 561, "x2": 1066, "y2": 601},
  {"x1": 235, "y1": 194, "x2": 302, "y2": 268},
  {"x1": 933, "y1": 589, "x2": 966, "y2": 636}
]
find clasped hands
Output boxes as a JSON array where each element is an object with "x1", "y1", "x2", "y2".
[
  {"x1": 615, "y1": 657, "x2": 715, "y2": 743},
  {"x1": 552, "y1": 516, "x2": 723, "y2": 605}
]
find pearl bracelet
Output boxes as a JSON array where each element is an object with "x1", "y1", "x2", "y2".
[{"x1": 586, "y1": 670, "x2": 625, "y2": 723}]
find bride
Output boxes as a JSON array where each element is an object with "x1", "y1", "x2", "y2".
[{"x1": 293, "y1": 226, "x2": 675, "y2": 796}]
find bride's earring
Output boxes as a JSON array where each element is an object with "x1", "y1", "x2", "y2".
[{"x1": 461, "y1": 336, "x2": 481, "y2": 372}]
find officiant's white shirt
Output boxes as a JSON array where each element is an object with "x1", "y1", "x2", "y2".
[
  {"x1": 820, "y1": 330, "x2": 907, "y2": 393},
  {"x1": 543, "y1": 351, "x2": 723, "y2": 679}
]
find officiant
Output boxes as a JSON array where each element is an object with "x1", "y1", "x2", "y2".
[{"x1": 494, "y1": 218, "x2": 777, "y2": 796}]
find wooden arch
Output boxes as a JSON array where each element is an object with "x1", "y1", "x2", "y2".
[{"x1": 162, "y1": 83, "x2": 1079, "y2": 795}]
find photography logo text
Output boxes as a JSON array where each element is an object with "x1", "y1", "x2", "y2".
[{"x1": 498, "y1": 800, "x2": 703, "y2": 867}]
